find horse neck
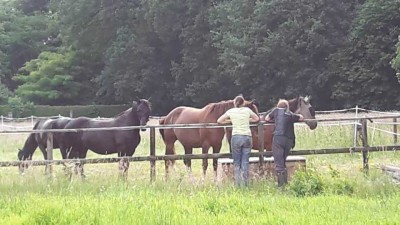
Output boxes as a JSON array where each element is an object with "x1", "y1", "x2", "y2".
[
  {"x1": 205, "y1": 101, "x2": 235, "y2": 118},
  {"x1": 21, "y1": 134, "x2": 38, "y2": 155},
  {"x1": 115, "y1": 108, "x2": 140, "y2": 125},
  {"x1": 288, "y1": 98, "x2": 300, "y2": 113}
]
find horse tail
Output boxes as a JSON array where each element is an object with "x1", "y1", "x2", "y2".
[
  {"x1": 159, "y1": 118, "x2": 166, "y2": 141},
  {"x1": 32, "y1": 119, "x2": 42, "y2": 130}
]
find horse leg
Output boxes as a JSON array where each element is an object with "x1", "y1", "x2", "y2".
[
  {"x1": 164, "y1": 142, "x2": 176, "y2": 181},
  {"x1": 38, "y1": 144, "x2": 49, "y2": 174},
  {"x1": 76, "y1": 148, "x2": 87, "y2": 179},
  {"x1": 61, "y1": 146, "x2": 74, "y2": 178},
  {"x1": 201, "y1": 142, "x2": 211, "y2": 181},
  {"x1": 212, "y1": 143, "x2": 222, "y2": 183},
  {"x1": 39, "y1": 144, "x2": 47, "y2": 160},
  {"x1": 183, "y1": 146, "x2": 195, "y2": 183},
  {"x1": 118, "y1": 153, "x2": 129, "y2": 180}
]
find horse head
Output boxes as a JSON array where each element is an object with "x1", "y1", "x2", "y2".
[
  {"x1": 244, "y1": 99, "x2": 260, "y2": 114},
  {"x1": 18, "y1": 148, "x2": 29, "y2": 161},
  {"x1": 18, "y1": 148, "x2": 32, "y2": 173},
  {"x1": 133, "y1": 99, "x2": 151, "y2": 131},
  {"x1": 293, "y1": 96, "x2": 317, "y2": 130}
]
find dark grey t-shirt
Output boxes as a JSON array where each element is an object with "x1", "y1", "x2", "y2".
[{"x1": 268, "y1": 108, "x2": 300, "y2": 140}]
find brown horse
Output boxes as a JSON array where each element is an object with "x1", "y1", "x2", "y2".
[
  {"x1": 159, "y1": 99, "x2": 259, "y2": 180},
  {"x1": 227, "y1": 96, "x2": 317, "y2": 151}
]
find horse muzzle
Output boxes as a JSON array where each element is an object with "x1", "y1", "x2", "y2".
[
  {"x1": 140, "y1": 119, "x2": 148, "y2": 131},
  {"x1": 306, "y1": 120, "x2": 318, "y2": 130}
]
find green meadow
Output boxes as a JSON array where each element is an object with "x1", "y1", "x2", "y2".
[{"x1": 0, "y1": 117, "x2": 400, "y2": 224}]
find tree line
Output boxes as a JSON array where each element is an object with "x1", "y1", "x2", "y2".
[{"x1": 0, "y1": 0, "x2": 399, "y2": 115}]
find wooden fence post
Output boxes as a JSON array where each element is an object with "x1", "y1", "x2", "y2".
[
  {"x1": 150, "y1": 127, "x2": 156, "y2": 182},
  {"x1": 361, "y1": 119, "x2": 369, "y2": 174},
  {"x1": 393, "y1": 118, "x2": 397, "y2": 144},
  {"x1": 353, "y1": 105, "x2": 359, "y2": 147},
  {"x1": 257, "y1": 122, "x2": 265, "y2": 175},
  {"x1": 46, "y1": 132, "x2": 53, "y2": 175}
]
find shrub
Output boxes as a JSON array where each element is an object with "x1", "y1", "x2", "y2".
[
  {"x1": 289, "y1": 169, "x2": 324, "y2": 197},
  {"x1": 7, "y1": 96, "x2": 34, "y2": 117}
]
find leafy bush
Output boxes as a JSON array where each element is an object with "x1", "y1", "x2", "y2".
[
  {"x1": 331, "y1": 179, "x2": 354, "y2": 195},
  {"x1": 289, "y1": 169, "x2": 324, "y2": 197},
  {"x1": 7, "y1": 96, "x2": 34, "y2": 117}
]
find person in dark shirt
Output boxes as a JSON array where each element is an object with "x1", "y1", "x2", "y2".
[{"x1": 264, "y1": 99, "x2": 304, "y2": 187}]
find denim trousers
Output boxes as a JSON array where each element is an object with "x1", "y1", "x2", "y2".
[{"x1": 231, "y1": 135, "x2": 252, "y2": 187}]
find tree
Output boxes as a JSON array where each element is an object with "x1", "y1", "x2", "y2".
[
  {"x1": 329, "y1": 0, "x2": 400, "y2": 109},
  {"x1": 392, "y1": 36, "x2": 400, "y2": 82},
  {"x1": 210, "y1": 0, "x2": 358, "y2": 109},
  {"x1": 0, "y1": 0, "x2": 58, "y2": 90},
  {"x1": 14, "y1": 51, "x2": 83, "y2": 105}
]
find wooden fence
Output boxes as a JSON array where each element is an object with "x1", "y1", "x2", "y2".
[{"x1": 1, "y1": 115, "x2": 400, "y2": 181}]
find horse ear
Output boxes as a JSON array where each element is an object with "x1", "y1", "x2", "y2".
[
  {"x1": 132, "y1": 101, "x2": 138, "y2": 109},
  {"x1": 303, "y1": 96, "x2": 311, "y2": 103}
]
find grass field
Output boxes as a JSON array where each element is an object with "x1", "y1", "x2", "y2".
[{"x1": 0, "y1": 115, "x2": 400, "y2": 224}]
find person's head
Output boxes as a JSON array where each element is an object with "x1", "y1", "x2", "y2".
[
  {"x1": 233, "y1": 95, "x2": 245, "y2": 108},
  {"x1": 277, "y1": 99, "x2": 289, "y2": 109}
]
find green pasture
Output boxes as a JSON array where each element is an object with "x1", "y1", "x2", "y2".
[{"x1": 0, "y1": 120, "x2": 400, "y2": 224}]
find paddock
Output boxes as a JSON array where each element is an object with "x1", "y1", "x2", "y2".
[{"x1": 1, "y1": 108, "x2": 400, "y2": 183}]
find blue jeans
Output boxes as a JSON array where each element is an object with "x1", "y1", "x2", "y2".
[{"x1": 231, "y1": 135, "x2": 252, "y2": 187}]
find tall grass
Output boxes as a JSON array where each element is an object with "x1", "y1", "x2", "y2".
[{"x1": 0, "y1": 173, "x2": 399, "y2": 225}]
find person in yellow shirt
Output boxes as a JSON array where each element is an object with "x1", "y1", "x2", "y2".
[{"x1": 217, "y1": 95, "x2": 259, "y2": 187}]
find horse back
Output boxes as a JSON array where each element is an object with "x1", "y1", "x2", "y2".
[
  {"x1": 162, "y1": 106, "x2": 226, "y2": 148},
  {"x1": 65, "y1": 116, "x2": 140, "y2": 155}
]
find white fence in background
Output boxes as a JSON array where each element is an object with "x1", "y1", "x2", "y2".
[{"x1": 1, "y1": 107, "x2": 400, "y2": 148}]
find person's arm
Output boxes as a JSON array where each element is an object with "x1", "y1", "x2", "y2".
[
  {"x1": 292, "y1": 114, "x2": 304, "y2": 122},
  {"x1": 217, "y1": 113, "x2": 231, "y2": 124},
  {"x1": 249, "y1": 111, "x2": 260, "y2": 123},
  {"x1": 264, "y1": 108, "x2": 276, "y2": 122}
]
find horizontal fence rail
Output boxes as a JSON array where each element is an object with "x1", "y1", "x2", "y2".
[
  {"x1": 1, "y1": 113, "x2": 400, "y2": 181},
  {"x1": 1, "y1": 114, "x2": 400, "y2": 134},
  {"x1": 2, "y1": 145, "x2": 400, "y2": 168}
]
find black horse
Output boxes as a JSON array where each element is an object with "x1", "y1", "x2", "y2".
[
  {"x1": 18, "y1": 117, "x2": 72, "y2": 172},
  {"x1": 63, "y1": 100, "x2": 151, "y2": 177}
]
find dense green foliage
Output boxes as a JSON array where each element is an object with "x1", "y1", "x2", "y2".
[{"x1": 0, "y1": 0, "x2": 399, "y2": 114}]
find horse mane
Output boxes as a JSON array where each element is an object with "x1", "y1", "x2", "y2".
[
  {"x1": 114, "y1": 108, "x2": 131, "y2": 118},
  {"x1": 261, "y1": 96, "x2": 304, "y2": 118},
  {"x1": 288, "y1": 97, "x2": 301, "y2": 112},
  {"x1": 114, "y1": 100, "x2": 152, "y2": 118},
  {"x1": 203, "y1": 100, "x2": 234, "y2": 117}
]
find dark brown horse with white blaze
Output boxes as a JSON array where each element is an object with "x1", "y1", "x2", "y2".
[
  {"x1": 159, "y1": 99, "x2": 259, "y2": 180},
  {"x1": 63, "y1": 100, "x2": 151, "y2": 177},
  {"x1": 227, "y1": 96, "x2": 317, "y2": 151}
]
